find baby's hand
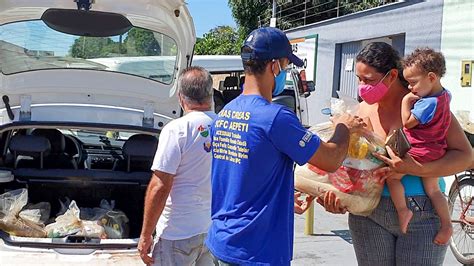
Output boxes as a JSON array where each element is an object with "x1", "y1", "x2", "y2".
[{"x1": 403, "y1": 92, "x2": 420, "y2": 105}]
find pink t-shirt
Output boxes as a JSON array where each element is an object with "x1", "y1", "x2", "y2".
[{"x1": 403, "y1": 89, "x2": 451, "y2": 163}]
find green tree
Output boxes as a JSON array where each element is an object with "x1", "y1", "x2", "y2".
[
  {"x1": 124, "y1": 28, "x2": 161, "y2": 56},
  {"x1": 340, "y1": 0, "x2": 385, "y2": 14},
  {"x1": 228, "y1": 0, "x2": 270, "y2": 36},
  {"x1": 227, "y1": 0, "x2": 388, "y2": 32},
  {"x1": 276, "y1": 0, "x2": 389, "y2": 29},
  {"x1": 70, "y1": 37, "x2": 122, "y2": 58},
  {"x1": 195, "y1": 26, "x2": 241, "y2": 55},
  {"x1": 69, "y1": 28, "x2": 163, "y2": 58}
]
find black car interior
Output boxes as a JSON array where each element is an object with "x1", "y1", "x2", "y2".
[
  {"x1": 113, "y1": 134, "x2": 158, "y2": 172},
  {"x1": 221, "y1": 76, "x2": 241, "y2": 103},
  {"x1": 0, "y1": 127, "x2": 159, "y2": 238},
  {"x1": 31, "y1": 129, "x2": 78, "y2": 169},
  {"x1": 214, "y1": 74, "x2": 297, "y2": 113}
]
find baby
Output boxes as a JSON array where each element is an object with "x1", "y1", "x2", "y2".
[{"x1": 387, "y1": 48, "x2": 452, "y2": 245}]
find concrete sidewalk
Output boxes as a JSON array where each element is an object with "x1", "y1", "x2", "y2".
[{"x1": 292, "y1": 204, "x2": 461, "y2": 265}]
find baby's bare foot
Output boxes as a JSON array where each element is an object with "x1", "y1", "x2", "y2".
[
  {"x1": 398, "y1": 209, "x2": 413, "y2": 234},
  {"x1": 434, "y1": 225, "x2": 453, "y2": 245}
]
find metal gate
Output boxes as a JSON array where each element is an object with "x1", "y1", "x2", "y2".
[
  {"x1": 334, "y1": 35, "x2": 405, "y2": 99},
  {"x1": 337, "y1": 41, "x2": 362, "y2": 99}
]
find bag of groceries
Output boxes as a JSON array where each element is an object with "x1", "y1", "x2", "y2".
[
  {"x1": 321, "y1": 94, "x2": 387, "y2": 170},
  {"x1": 295, "y1": 95, "x2": 386, "y2": 216},
  {"x1": 0, "y1": 189, "x2": 47, "y2": 237},
  {"x1": 312, "y1": 122, "x2": 386, "y2": 170},
  {"x1": 295, "y1": 164, "x2": 383, "y2": 216}
]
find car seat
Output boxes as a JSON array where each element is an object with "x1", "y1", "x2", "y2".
[
  {"x1": 9, "y1": 134, "x2": 51, "y2": 169},
  {"x1": 30, "y1": 129, "x2": 78, "y2": 169},
  {"x1": 222, "y1": 76, "x2": 241, "y2": 103},
  {"x1": 114, "y1": 134, "x2": 158, "y2": 172},
  {"x1": 213, "y1": 88, "x2": 225, "y2": 113}
]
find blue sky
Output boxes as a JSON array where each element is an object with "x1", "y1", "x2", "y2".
[{"x1": 187, "y1": 0, "x2": 237, "y2": 37}]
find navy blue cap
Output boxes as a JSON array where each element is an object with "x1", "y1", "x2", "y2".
[{"x1": 241, "y1": 27, "x2": 304, "y2": 67}]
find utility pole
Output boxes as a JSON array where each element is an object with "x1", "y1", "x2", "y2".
[{"x1": 270, "y1": 0, "x2": 277, "y2": 27}]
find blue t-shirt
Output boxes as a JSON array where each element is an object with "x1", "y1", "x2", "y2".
[
  {"x1": 411, "y1": 89, "x2": 451, "y2": 125},
  {"x1": 206, "y1": 95, "x2": 320, "y2": 265},
  {"x1": 381, "y1": 175, "x2": 446, "y2": 196}
]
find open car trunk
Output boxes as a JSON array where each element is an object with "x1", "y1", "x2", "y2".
[
  {"x1": 0, "y1": 123, "x2": 159, "y2": 249},
  {"x1": 0, "y1": 169, "x2": 150, "y2": 248}
]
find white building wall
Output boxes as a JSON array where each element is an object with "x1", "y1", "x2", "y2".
[{"x1": 441, "y1": 0, "x2": 474, "y2": 123}]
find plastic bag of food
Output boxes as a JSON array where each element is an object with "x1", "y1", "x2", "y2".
[
  {"x1": 19, "y1": 202, "x2": 51, "y2": 225},
  {"x1": 311, "y1": 122, "x2": 386, "y2": 170},
  {"x1": 0, "y1": 189, "x2": 28, "y2": 216},
  {"x1": 97, "y1": 200, "x2": 129, "y2": 239},
  {"x1": 99, "y1": 210, "x2": 129, "y2": 239},
  {"x1": 456, "y1": 110, "x2": 474, "y2": 134},
  {"x1": 45, "y1": 200, "x2": 82, "y2": 238},
  {"x1": 76, "y1": 220, "x2": 106, "y2": 238},
  {"x1": 0, "y1": 189, "x2": 47, "y2": 237},
  {"x1": 295, "y1": 164, "x2": 383, "y2": 216},
  {"x1": 314, "y1": 94, "x2": 386, "y2": 170},
  {"x1": 80, "y1": 199, "x2": 129, "y2": 239}
]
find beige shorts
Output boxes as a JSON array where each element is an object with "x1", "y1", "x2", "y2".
[{"x1": 152, "y1": 233, "x2": 213, "y2": 266}]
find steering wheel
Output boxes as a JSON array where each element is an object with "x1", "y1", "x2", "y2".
[{"x1": 64, "y1": 135, "x2": 83, "y2": 167}]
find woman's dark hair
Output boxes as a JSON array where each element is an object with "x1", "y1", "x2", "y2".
[
  {"x1": 356, "y1": 42, "x2": 408, "y2": 87},
  {"x1": 241, "y1": 46, "x2": 272, "y2": 75}
]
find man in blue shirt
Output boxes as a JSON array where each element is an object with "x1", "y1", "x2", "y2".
[{"x1": 206, "y1": 27, "x2": 365, "y2": 265}]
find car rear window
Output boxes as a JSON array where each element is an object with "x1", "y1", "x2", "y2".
[{"x1": 0, "y1": 20, "x2": 178, "y2": 84}]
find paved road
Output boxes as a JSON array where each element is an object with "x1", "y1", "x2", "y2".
[{"x1": 293, "y1": 203, "x2": 461, "y2": 265}]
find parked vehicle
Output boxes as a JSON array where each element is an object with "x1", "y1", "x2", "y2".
[
  {"x1": 0, "y1": 1, "x2": 316, "y2": 264},
  {"x1": 192, "y1": 55, "x2": 315, "y2": 125},
  {"x1": 0, "y1": 0, "x2": 194, "y2": 264}
]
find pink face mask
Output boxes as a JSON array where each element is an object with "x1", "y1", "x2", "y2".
[{"x1": 358, "y1": 71, "x2": 390, "y2": 104}]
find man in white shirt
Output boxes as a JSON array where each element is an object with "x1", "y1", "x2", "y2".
[{"x1": 138, "y1": 66, "x2": 216, "y2": 266}]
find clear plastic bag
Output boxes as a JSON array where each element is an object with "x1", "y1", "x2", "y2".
[
  {"x1": 80, "y1": 200, "x2": 129, "y2": 239},
  {"x1": 45, "y1": 200, "x2": 82, "y2": 238},
  {"x1": 0, "y1": 189, "x2": 47, "y2": 237},
  {"x1": 456, "y1": 110, "x2": 474, "y2": 134},
  {"x1": 77, "y1": 220, "x2": 106, "y2": 238},
  {"x1": 0, "y1": 189, "x2": 28, "y2": 216},
  {"x1": 97, "y1": 200, "x2": 129, "y2": 239},
  {"x1": 19, "y1": 202, "x2": 51, "y2": 225},
  {"x1": 310, "y1": 123, "x2": 386, "y2": 170},
  {"x1": 314, "y1": 94, "x2": 386, "y2": 170},
  {"x1": 295, "y1": 164, "x2": 383, "y2": 216},
  {"x1": 296, "y1": 95, "x2": 385, "y2": 216}
]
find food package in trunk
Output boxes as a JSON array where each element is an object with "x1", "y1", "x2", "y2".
[
  {"x1": 76, "y1": 220, "x2": 106, "y2": 238},
  {"x1": 0, "y1": 214, "x2": 47, "y2": 238},
  {"x1": 19, "y1": 202, "x2": 51, "y2": 225},
  {"x1": 80, "y1": 200, "x2": 129, "y2": 239},
  {"x1": 295, "y1": 164, "x2": 383, "y2": 216},
  {"x1": 0, "y1": 189, "x2": 47, "y2": 237},
  {"x1": 45, "y1": 200, "x2": 83, "y2": 238}
]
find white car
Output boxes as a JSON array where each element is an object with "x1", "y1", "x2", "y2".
[{"x1": 0, "y1": 0, "x2": 194, "y2": 265}]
